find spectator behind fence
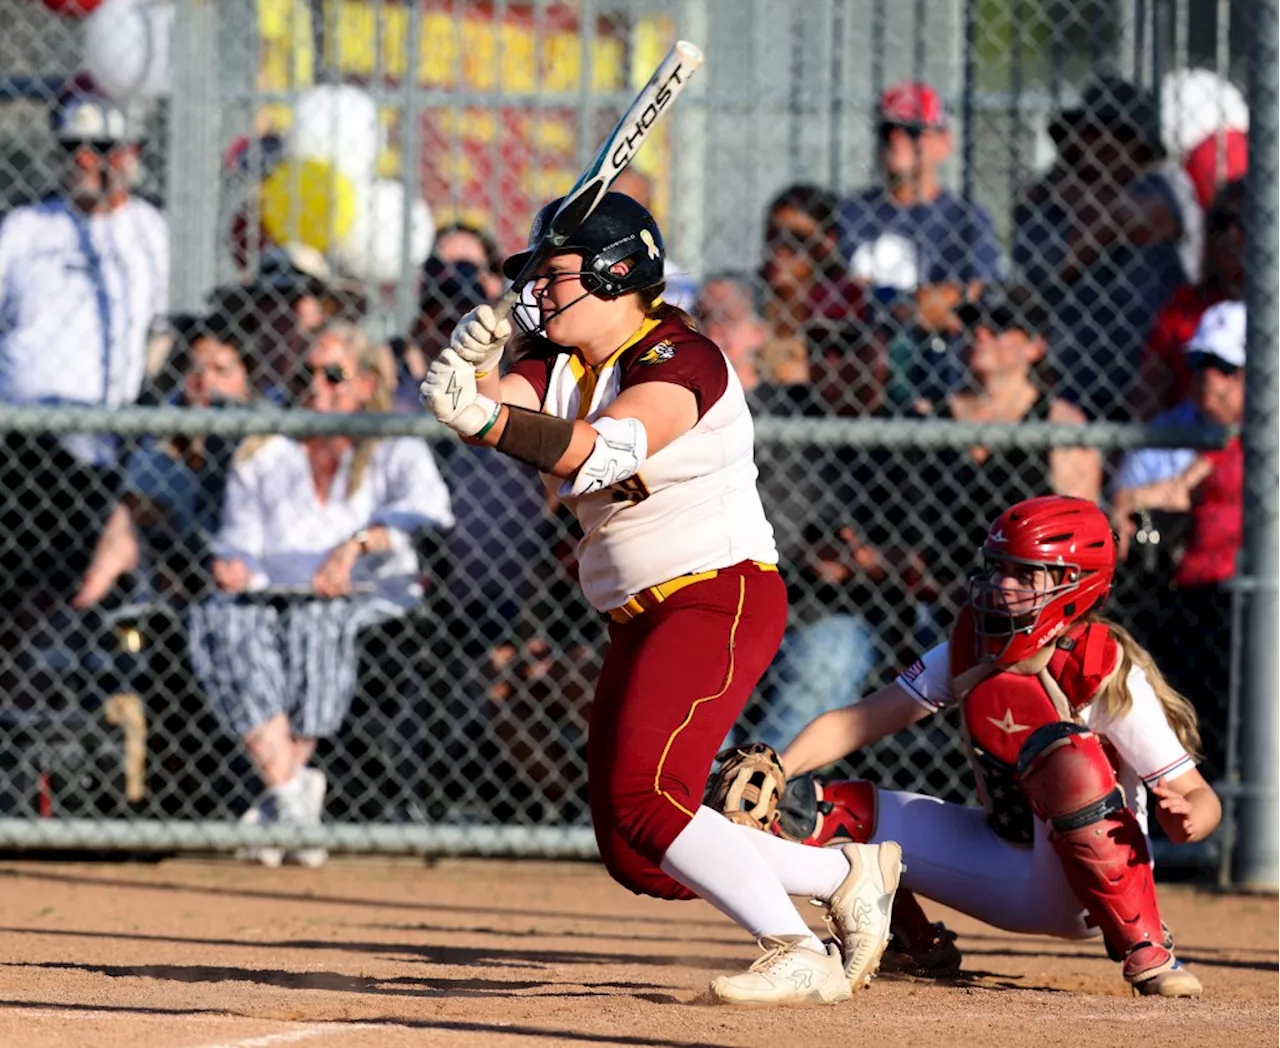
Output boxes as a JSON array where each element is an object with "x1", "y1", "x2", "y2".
[
  {"x1": 1013, "y1": 76, "x2": 1198, "y2": 421},
  {"x1": 913, "y1": 286, "x2": 1102, "y2": 620},
  {"x1": 760, "y1": 184, "x2": 869, "y2": 388},
  {"x1": 694, "y1": 273, "x2": 767, "y2": 394},
  {"x1": 391, "y1": 254, "x2": 491, "y2": 411},
  {"x1": 0, "y1": 78, "x2": 168, "y2": 614},
  {"x1": 432, "y1": 221, "x2": 505, "y2": 300},
  {"x1": 206, "y1": 243, "x2": 366, "y2": 407},
  {"x1": 838, "y1": 81, "x2": 1002, "y2": 409},
  {"x1": 73, "y1": 313, "x2": 257, "y2": 609},
  {"x1": 1136, "y1": 179, "x2": 1245, "y2": 419},
  {"x1": 1110, "y1": 300, "x2": 1244, "y2": 781},
  {"x1": 188, "y1": 322, "x2": 454, "y2": 866}
]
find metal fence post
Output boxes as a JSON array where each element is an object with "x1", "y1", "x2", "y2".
[
  {"x1": 165, "y1": 0, "x2": 221, "y2": 313},
  {"x1": 1234, "y1": 0, "x2": 1280, "y2": 890}
]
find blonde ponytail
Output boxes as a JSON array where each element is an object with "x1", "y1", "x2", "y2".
[{"x1": 1091, "y1": 616, "x2": 1202, "y2": 760}]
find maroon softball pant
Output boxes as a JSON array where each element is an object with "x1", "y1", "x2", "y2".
[{"x1": 587, "y1": 561, "x2": 788, "y2": 900}]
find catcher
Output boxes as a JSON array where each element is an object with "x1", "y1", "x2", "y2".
[{"x1": 709, "y1": 495, "x2": 1218, "y2": 997}]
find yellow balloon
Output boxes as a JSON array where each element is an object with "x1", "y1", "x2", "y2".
[{"x1": 260, "y1": 159, "x2": 356, "y2": 253}]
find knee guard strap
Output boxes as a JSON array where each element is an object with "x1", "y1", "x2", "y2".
[{"x1": 1016, "y1": 721, "x2": 1124, "y2": 831}]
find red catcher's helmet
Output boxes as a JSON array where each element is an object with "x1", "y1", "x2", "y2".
[{"x1": 968, "y1": 495, "x2": 1116, "y2": 664}]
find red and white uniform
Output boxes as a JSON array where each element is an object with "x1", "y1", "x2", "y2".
[
  {"x1": 844, "y1": 641, "x2": 1197, "y2": 940},
  {"x1": 898, "y1": 643, "x2": 1196, "y2": 835},
  {"x1": 510, "y1": 314, "x2": 788, "y2": 899},
  {"x1": 509, "y1": 314, "x2": 778, "y2": 611}
]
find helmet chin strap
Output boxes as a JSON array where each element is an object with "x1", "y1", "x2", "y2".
[{"x1": 516, "y1": 279, "x2": 598, "y2": 337}]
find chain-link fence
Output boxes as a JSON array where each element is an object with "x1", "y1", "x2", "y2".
[{"x1": 0, "y1": 0, "x2": 1273, "y2": 878}]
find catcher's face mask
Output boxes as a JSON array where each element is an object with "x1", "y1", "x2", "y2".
[{"x1": 968, "y1": 556, "x2": 1073, "y2": 663}]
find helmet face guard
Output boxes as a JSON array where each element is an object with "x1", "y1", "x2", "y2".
[
  {"x1": 968, "y1": 553, "x2": 1082, "y2": 663},
  {"x1": 512, "y1": 266, "x2": 600, "y2": 337}
]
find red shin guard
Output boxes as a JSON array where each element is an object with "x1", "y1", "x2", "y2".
[{"x1": 1017, "y1": 723, "x2": 1166, "y2": 958}]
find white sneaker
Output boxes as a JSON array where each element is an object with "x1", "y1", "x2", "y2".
[
  {"x1": 285, "y1": 767, "x2": 329, "y2": 868},
  {"x1": 821, "y1": 841, "x2": 904, "y2": 989},
  {"x1": 237, "y1": 801, "x2": 284, "y2": 869},
  {"x1": 710, "y1": 936, "x2": 852, "y2": 1006},
  {"x1": 298, "y1": 767, "x2": 327, "y2": 821}
]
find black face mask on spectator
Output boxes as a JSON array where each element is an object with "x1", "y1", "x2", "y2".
[{"x1": 418, "y1": 258, "x2": 489, "y2": 346}]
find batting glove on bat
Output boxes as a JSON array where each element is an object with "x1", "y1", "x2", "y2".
[
  {"x1": 422, "y1": 348, "x2": 501, "y2": 438},
  {"x1": 704, "y1": 743, "x2": 788, "y2": 832},
  {"x1": 450, "y1": 304, "x2": 512, "y2": 376}
]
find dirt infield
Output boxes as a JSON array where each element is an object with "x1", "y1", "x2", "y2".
[{"x1": 0, "y1": 857, "x2": 1274, "y2": 1048}]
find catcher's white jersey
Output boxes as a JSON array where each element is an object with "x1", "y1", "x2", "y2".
[
  {"x1": 896, "y1": 641, "x2": 1196, "y2": 833},
  {"x1": 510, "y1": 314, "x2": 777, "y2": 612}
]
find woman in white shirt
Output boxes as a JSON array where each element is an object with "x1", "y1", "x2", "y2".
[{"x1": 189, "y1": 322, "x2": 453, "y2": 865}]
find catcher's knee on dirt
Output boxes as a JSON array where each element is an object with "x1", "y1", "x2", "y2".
[{"x1": 1016, "y1": 722, "x2": 1166, "y2": 958}]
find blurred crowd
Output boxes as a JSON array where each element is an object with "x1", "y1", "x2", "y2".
[{"x1": 0, "y1": 71, "x2": 1254, "y2": 856}]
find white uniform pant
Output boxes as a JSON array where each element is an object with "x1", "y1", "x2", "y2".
[{"x1": 872, "y1": 789, "x2": 1103, "y2": 941}]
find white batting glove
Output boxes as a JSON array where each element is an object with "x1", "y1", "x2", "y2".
[
  {"x1": 421, "y1": 348, "x2": 501, "y2": 438},
  {"x1": 450, "y1": 304, "x2": 512, "y2": 375}
]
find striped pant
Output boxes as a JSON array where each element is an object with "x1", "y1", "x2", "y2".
[{"x1": 188, "y1": 595, "x2": 400, "y2": 738}]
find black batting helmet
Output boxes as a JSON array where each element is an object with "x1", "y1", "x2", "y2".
[{"x1": 502, "y1": 192, "x2": 665, "y2": 299}]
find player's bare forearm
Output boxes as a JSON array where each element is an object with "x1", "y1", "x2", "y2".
[
  {"x1": 1157, "y1": 785, "x2": 1222, "y2": 844},
  {"x1": 476, "y1": 369, "x2": 504, "y2": 402},
  {"x1": 779, "y1": 683, "x2": 930, "y2": 778}
]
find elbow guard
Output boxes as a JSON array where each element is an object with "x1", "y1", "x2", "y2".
[{"x1": 561, "y1": 416, "x2": 648, "y2": 498}]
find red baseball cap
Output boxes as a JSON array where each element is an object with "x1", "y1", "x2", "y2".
[
  {"x1": 878, "y1": 81, "x2": 948, "y2": 129},
  {"x1": 1184, "y1": 128, "x2": 1248, "y2": 209}
]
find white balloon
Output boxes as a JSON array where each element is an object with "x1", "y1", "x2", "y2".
[
  {"x1": 290, "y1": 84, "x2": 381, "y2": 187},
  {"x1": 335, "y1": 180, "x2": 436, "y2": 286},
  {"x1": 1161, "y1": 69, "x2": 1249, "y2": 160},
  {"x1": 83, "y1": 0, "x2": 173, "y2": 102}
]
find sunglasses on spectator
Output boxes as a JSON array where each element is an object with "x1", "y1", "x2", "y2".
[
  {"x1": 878, "y1": 122, "x2": 925, "y2": 144},
  {"x1": 305, "y1": 363, "x2": 354, "y2": 385},
  {"x1": 61, "y1": 139, "x2": 124, "y2": 155},
  {"x1": 1206, "y1": 210, "x2": 1243, "y2": 235},
  {"x1": 764, "y1": 223, "x2": 816, "y2": 248},
  {"x1": 1188, "y1": 351, "x2": 1242, "y2": 377}
]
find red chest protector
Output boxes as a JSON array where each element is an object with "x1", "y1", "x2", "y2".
[{"x1": 949, "y1": 607, "x2": 1121, "y2": 843}]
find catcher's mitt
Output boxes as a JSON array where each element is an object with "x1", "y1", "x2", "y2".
[
  {"x1": 705, "y1": 743, "x2": 788, "y2": 831},
  {"x1": 774, "y1": 772, "x2": 821, "y2": 842}
]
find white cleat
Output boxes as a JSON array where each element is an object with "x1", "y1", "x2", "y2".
[
  {"x1": 821, "y1": 841, "x2": 904, "y2": 989},
  {"x1": 711, "y1": 936, "x2": 852, "y2": 1006}
]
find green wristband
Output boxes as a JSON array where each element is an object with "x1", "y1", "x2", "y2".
[{"x1": 474, "y1": 402, "x2": 503, "y2": 440}]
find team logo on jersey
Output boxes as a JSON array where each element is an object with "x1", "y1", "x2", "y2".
[
  {"x1": 987, "y1": 708, "x2": 1032, "y2": 734},
  {"x1": 640, "y1": 229, "x2": 660, "y2": 260},
  {"x1": 638, "y1": 340, "x2": 676, "y2": 366}
]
